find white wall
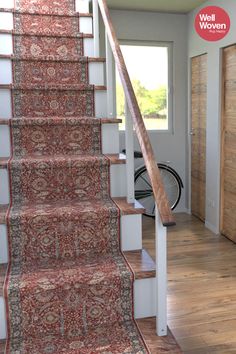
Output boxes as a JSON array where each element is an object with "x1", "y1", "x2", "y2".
[
  {"x1": 110, "y1": 9, "x2": 188, "y2": 212},
  {"x1": 188, "y1": 0, "x2": 236, "y2": 233}
]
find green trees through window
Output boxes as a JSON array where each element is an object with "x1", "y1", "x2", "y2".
[{"x1": 116, "y1": 44, "x2": 171, "y2": 131}]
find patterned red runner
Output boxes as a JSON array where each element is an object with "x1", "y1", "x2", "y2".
[{"x1": 3, "y1": 0, "x2": 149, "y2": 352}]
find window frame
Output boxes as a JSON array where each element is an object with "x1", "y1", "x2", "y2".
[{"x1": 117, "y1": 40, "x2": 174, "y2": 133}]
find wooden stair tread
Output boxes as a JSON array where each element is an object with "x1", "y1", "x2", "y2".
[
  {"x1": 0, "y1": 29, "x2": 93, "y2": 38},
  {"x1": 0, "y1": 119, "x2": 9, "y2": 125},
  {"x1": 124, "y1": 249, "x2": 155, "y2": 279},
  {"x1": 0, "y1": 84, "x2": 106, "y2": 91},
  {"x1": 0, "y1": 158, "x2": 8, "y2": 169},
  {"x1": 0, "y1": 249, "x2": 155, "y2": 295},
  {"x1": 0, "y1": 321, "x2": 182, "y2": 354},
  {"x1": 100, "y1": 118, "x2": 121, "y2": 123},
  {"x1": 0, "y1": 205, "x2": 8, "y2": 224},
  {"x1": 0, "y1": 249, "x2": 154, "y2": 296},
  {"x1": 0, "y1": 8, "x2": 93, "y2": 17},
  {"x1": 106, "y1": 153, "x2": 126, "y2": 164},
  {"x1": 0, "y1": 54, "x2": 105, "y2": 62},
  {"x1": 0, "y1": 118, "x2": 121, "y2": 125},
  {"x1": 0, "y1": 264, "x2": 7, "y2": 297},
  {"x1": 137, "y1": 317, "x2": 182, "y2": 353},
  {"x1": 113, "y1": 197, "x2": 145, "y2": 215}
]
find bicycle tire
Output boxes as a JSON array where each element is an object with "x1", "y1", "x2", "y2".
[{"x1": 134, "y1": 164, "x2": 182, "y2": 217}]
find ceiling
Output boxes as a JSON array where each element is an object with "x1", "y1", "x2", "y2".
[{"x1": 107, "y1": 0, "x2": 206, "y2": 14}]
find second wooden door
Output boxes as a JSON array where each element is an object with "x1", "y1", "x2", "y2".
[
  {"x1": 191, "y1": 54, "x2": 207, "y2": 222},
  {"x1": 221, "y1": 45, "x2": 236, "y2": 243}
]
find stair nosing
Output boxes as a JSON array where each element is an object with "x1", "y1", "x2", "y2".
[
  {"x1": 0, "y1": 248, "x2": 155, "y2": 297},
  {"x1": 0, "y1": 29, "x2": 93, "y2": 39},
  {"x1": 112, "y1": 197, "x2": 145, "y2": 215},
  {"x1": 0, "y1": 8, "x2": 93, "y2": 18},
  {"x1": 0, "y1": 204, "x2": 8, "y2": 224},
  {"x1": 0, "y1": 153, "x2": 124, "y2": 170},
  {"x1": 0, "y1": 54, "x2": 106, "y2": 63},
  {"x1": 0, "y1": 118, "x2": 121, "y2": 125},
  {"x1": 106, "y1": 153, "x2": 126, "y2": 165},
  {"x1": 0, "y1": 84, "x2": 106, "y2": 91},
  {"x1": 124, "y1": 249, "x2": 156, "y2": 280},
  {"x1": 0, "y1": 195, "x2": 145, "y2": 222}
]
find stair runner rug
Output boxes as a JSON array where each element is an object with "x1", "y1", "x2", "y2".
[{"x1": 3, "y1": 0, "x2": 150, "y2": 353}]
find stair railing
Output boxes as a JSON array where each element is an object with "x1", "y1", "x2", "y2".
[{"x1": 92, "y1": 0, "x2": 176, "y2": 336}]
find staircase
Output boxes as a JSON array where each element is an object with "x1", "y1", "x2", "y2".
[{"x1": 0, "y1": 0, "x2": 182, "y2": 352}]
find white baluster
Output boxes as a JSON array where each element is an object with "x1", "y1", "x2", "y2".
[
  {"x1": 125, "y1": 100, "x2": 135, "y2": 203},
  {"x1": 92, "y1": 0, "x2": 100, "y2": 57},
  {"x1": 155, "y1": 206, "x2": 167, "y2": 336},
  {"x1": 105, "y1": 33, "x2": 116, "y2": 118}
]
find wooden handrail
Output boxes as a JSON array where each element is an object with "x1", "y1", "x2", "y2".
[{"x1": 98, "y1": 0, "x2": 175, "y2": 227}]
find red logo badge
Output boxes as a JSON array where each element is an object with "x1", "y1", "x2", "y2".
[{"x1": 195, "y1": 6, "x2": 230, "y2": 41}]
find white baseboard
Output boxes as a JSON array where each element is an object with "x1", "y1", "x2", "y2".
[{"x1": 205, "y1": 221, "x2": 219, "y2": 235}]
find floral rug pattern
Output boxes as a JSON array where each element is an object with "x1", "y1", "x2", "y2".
[{"x1": 3, "y1": 0, "x2": 149, "y2": 352}]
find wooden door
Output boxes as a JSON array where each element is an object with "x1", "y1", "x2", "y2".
[
  {"x1": 191, "y1": 54, "x2": 207, "y2": 222},
  {"x1": 221, "y1": 45, "x2": 236, "y2": 243}
]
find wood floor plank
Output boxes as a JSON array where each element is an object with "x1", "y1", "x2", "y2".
[
  {"x1": 142, "y1": 213, "x2": 236, "y2": 353},
  {"x1": 136, "y1": 317, "x2": 182, "y2": 353}
]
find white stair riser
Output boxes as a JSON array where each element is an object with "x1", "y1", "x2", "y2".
[
  {"x1": 0, "y1": 125, "x2": 11, "y2": 157},
  {"x1": 0, "y1": 0, "x2": 14, "y2": 8},
  {"x1": 0, "y1": 214, "x2": 142, "y2": 264},
  {"x1": 0, "y1": 13, "x2": 93, "y2": 33},
  {"x1": 0, "y1": 170, "x2": 9, "y2": 205},
  {"x1": 0, "y1": 123, "x2": 119, "y2": 161},
  {"x1": 95, "y1": 90, "x2": 107, "y2": 117},
  {"x1": 134, "y1": 278, "x2": 156, "y2": 319},
  {"x1": 89, "y1": 62, "x2": 105, "y2": 86},
  {"x1": 0, "y1": 90, "x2": 108, "y2": 119},
  {"x1": 83, "y1": 38, "x2": 94, "y2": 57},
  {"x1": 0, "y1": 89, "x2": 11, "y2": 118},
  {"x1": 0, "y1": 7, "x2": 93, "y2": 34},
  {"x1": 0, "y1": 210, "x2": 142, "y2": 264},
  {"x1": 0, "y1": 12, "x2": 13, "y2": 30},
  {"x1": 0, "y1": 297, "x2": 7, "y2": 340},
  {"x1": 79, "y1": 17, "x2": 93, "y2": 35},
  {"x1": 0, "y1": 58, "x2": 104, "y2": 86},
  {"x1": 121, "y1": 214, "x2": 142, "y2": 251},
  {"x1": 101, "y1": 124, "x2": 119, "y2": 154},
  {"x1": 0, "y1": 14, "x2": 92, "y2": 34},
  {"x1": 0, "y1": 34, "x2": 12, "y2": 55},
  {"x1": 0, "y1": 0, "x2": 89, "y2": 12},
  {"x1": 0, "y1": 275, "x2": 156, "y2": 340},
  {"x1": 0, "y1": 225, "x2": 8, "y2": 264},
  {"x1": 110, "y1": 164, "x2": 127, "y2": 198},
  {"x1": 76, "y1": 0, "x2": 90, "y2": 13}
]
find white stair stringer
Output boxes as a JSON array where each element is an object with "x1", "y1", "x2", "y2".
[{"x1": 0, "y1": 2, "x2": 158, "y2": 341}]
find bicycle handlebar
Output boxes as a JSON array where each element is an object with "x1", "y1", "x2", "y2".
[{"x1": 122, "y1": 149, "x2": 143, "y2": 159}]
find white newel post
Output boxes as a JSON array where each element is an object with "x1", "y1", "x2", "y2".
[
  {"x1": 125, "y1": 100, "x2": 135, "y2": 203},
  {"x1": 92, "y1": 0, "x2": 100, "y2": 57},
  {"x1": 105, "y1": 33, "x2": 116, "y2": 118},
  {"x1": 155, "y1": 206, "x2": 167, "y2": 336}
]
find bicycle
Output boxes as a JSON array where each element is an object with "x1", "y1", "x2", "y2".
[{"x1": 122, "y1": 150, "x2": 183, "y2": 217}]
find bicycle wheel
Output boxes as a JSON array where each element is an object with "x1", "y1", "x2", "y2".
[{"x1": 134, "y1": 164, "x2": 182, "y2": 217}]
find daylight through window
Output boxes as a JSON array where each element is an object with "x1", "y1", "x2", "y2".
[{"x1": 116, "y1": 43, "x2": 173, "y2": 131}]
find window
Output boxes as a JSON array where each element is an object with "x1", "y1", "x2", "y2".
[{"x1": 116, "y1": 42, "x2": 173, "y2": 131}]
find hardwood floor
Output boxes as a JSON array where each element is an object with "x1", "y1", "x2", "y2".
[{"x1": 143, "y1": 213, "x2": 236, "y2": 354}]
